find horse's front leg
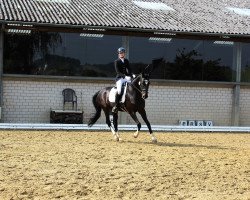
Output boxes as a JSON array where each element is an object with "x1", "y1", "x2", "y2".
[
  {"x1": 112, "y1": 112, "x2": 121, "y2": 141},
  {"x1": 104, "y1": 110, "x2": 119, "y2": 141},
  {"x1": 129, "y1": 112, "x2": 141, "y2": 138},
  {"x1": 138, "y1": 109, "x2": 157, "y2": 143}
]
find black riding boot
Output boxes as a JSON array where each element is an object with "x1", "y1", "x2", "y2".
[{"x1": 112, "y1": 93, "x2": 122, "y2": 113}]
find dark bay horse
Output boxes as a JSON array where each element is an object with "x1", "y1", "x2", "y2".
[
  {"x1": 88, "y1": 72, "x2": 157, "y2": 143},
  {"x1": 88, "y1": 58, "x2": 163, "y2": 142}
]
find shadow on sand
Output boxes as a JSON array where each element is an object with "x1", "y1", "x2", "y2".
[{"x1": 123, "y1": 140, "x2": 234, "y2": 150}]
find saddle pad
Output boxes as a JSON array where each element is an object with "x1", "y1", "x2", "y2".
[{"x1": 109, "y1": 84, "x2": 127, "y2": 103}]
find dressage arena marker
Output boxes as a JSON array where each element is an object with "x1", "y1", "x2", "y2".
[
  {"x1": 179, "y1": 120, "x2": 213, "y2": 126},
  {"x1": 0, "y1": 123, "x2": 250, "y2": 132}
]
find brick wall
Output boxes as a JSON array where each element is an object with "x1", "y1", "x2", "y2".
[
  {"x1": 145, "y1": 86, "x2": 232, "y2": 125},
  {"x1": 239, "y1": 88, "x2": 250, "y2": 126},
  {"x1": 2, "y1": 80, "x2": 110, "y2": 123},
  {"x1": 2, "y1": 79, "x2": 235, "y2": 125}
]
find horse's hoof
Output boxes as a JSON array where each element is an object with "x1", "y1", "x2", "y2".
[
  {"x1": 114, "y1": 136, "x2": 119, "y2": 142},
  {"x1": 134, "y1": 130, "x2": 139, "y2": 138},
  {"x1": 152, "y1": 138, "x2": 157, "y2": 143}
]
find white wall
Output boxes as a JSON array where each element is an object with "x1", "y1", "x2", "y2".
[
  {"x1": 2, "y1": 79, "x2": 237, "y2": 126},
  {"x1": 145, "y1": 85, "x2": 232, "y2": 126},
  {"x1": 239, "y1": 88, "x2": 250, "y2": 126},
  {"x1": 2, "y1": 80, "x2": 108, "y2": 123}
]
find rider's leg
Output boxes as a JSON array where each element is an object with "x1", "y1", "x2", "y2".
[
  {"x1": 112, "y1": 93, "x2": 122, "y2": 113},
  {"x1": 112, "y1": 78, "x2": 125, "y2": 113}
]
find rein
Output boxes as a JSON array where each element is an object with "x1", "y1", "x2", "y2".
[
  {"x1": 131, "y1": 75, "x2": 143, "y2": 94},
  {"x1": 131, "y1": 83, "x2": 143, "y2": 94},
  {"x1": 120, "y1": 77, "x2": 144, "y2": 114}
]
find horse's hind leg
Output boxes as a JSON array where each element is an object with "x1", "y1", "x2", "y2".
[
  {"x1": 112, "y1": 112, "x2": 121, "y2": 141},
  {"x1": 104, "y1": 110, "x2": 119, "y2": 141},
  {"x1": 129, "y1": 112, "x2": 141, "y2": 138},
  {"x1": 138, "y1": 109, "x2": 157, "y2": 143}
]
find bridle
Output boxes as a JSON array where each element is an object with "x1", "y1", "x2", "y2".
[{"x1": 131, "y1": 74, "x2": 150, "y2": 98}]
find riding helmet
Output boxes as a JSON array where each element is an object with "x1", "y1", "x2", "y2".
[{"x1": 117, "y1": 47, "x2": 126, "y2": 53}]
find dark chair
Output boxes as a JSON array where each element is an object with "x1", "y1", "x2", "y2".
[{"x1": 62, "y1": 88, "x2": 77, "y2": 111}]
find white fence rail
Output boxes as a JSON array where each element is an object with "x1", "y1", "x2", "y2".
[{"x1": 0, "y1": 123, "x2": 250, "y2": 132}]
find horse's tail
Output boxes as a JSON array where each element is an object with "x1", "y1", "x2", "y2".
[{"x1": 88, "y1": 91, "x2": 102, "y2": 127}]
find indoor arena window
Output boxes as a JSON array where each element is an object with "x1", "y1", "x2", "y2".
[
  {"x1": 241, "y1": 43, "x2": 250, "y2": 82},
  {"x1": 129, "y1": 37, "x2": 235, "y2": 81},
  {"x1": 4, "y1": 31, "x2": 122, "y2": 77}
]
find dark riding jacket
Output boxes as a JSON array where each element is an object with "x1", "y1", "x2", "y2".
[{"x1": 114, "y1": 58, "x2": 132, "y2": 81}]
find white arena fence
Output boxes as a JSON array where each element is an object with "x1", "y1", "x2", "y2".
[{"x1": 0, "y1": 123, "x2": 250, "y2": 133}]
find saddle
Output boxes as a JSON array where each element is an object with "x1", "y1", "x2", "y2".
[{"x1": 109, "y1": 82, "x2": 128, "y2": 103}]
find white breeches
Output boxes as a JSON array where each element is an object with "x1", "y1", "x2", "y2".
[{"x1": 116, "y1": 76, "x2": 131, "y2": 95}]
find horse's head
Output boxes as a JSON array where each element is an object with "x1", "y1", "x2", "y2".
[
  {"x1": 139, "y1": 72, "x2": 150, "y2": 99},
  {"x1": 131, "y1": 73, "x2": 149, "y2": 99},
  {"x1": 132, "y1": 58, "x2": 164, "y2": 99}
]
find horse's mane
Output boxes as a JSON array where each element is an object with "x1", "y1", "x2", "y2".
[{"x1": 131, "y1": 74, "x2": 142, "y2": 85}]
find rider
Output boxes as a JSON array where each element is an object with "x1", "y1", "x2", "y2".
[{"x1": 112, "y1": 47, "x2": 133, "y2": 113}]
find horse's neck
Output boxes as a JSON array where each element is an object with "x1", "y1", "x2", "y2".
[
  {"x1": 130, "y1": 76, "x2": 142, "y2": 95},
  {"x1": 132, "y1": 75, "x2": 141, "y2": 86}
]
